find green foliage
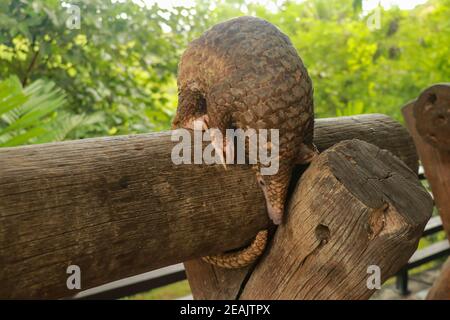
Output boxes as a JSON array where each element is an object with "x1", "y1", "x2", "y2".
[
  {"x1": 0, "y1": 0, "x2": 449, "y2": 144},
  {"x1": 0, "y1": 75, "x2": 100, "y2": 146},
  {"x1": 123, "y1": 280, "x2": 191, "y2": 300},
  {"x1": 253, "y1": 0, "x2": 450, "y2": 120},
  {"x1": 0, "y1": 0, "x2": 189, "y2": 136}
]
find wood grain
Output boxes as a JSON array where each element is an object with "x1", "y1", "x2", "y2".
[
  {"x1": 239, "y1": 140, "x2": 432, "y2": 300},
  {"x1": 185, "y1": 114, "x2": 419, "y2": 300},
  {"x1": 413, "y1": 83, "x2": 450, "y2": 151},
  {"x1": 0, "y1": 132, "x2": 269, "y2": 299},
  {"x1": 314, "y1": 114, "x2": 418, "y2": 173},
  {"x1": 0, "y1": 114, "x2": 418, "y2": 299},
  {"x1": 184, "y1": 259, "x2": 252, "y2": 300}
]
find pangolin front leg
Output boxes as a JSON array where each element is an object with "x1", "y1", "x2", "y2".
[
  {"x1": 209, "y1": 129, "x2": 227, "y2": 169},
  {"x1": 179, "y1": 113, "x2": 269, "y2": 268}
]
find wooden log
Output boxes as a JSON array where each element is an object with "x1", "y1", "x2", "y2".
[
  {"x1": 403, "y1": 91, "x2": 450, "y2": 239},
  {"x1": 314, "y1": 114, "x2": 418, "y2": 173},
  {"x1": 426, "y1": 257, "x2": 450, "y2": 300},
  {"x1": 413, "y1": 83, "x2": 450, "y2": 151},
  {"x1": 185, "y1": 114, "x2": 419, "y2": 300},
  {"x1": 239, "y1": 139, "x2": 432, "y2": 300},
  {"x1": 403, "y1": 85, "x2": 450, "y2": 301},
  {"x1": 0, "y1": 114, "x2": 418, "y2": 299}
]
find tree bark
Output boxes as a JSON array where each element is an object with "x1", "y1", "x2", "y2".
[
  {"x1": 0, "y1": 114, "x2": 418, "y2": 299},
  {"x1": 239, "y1": 140, "x2": 432, "y2": 300}
]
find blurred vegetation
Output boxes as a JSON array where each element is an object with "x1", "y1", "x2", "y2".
[
  {"x1": 0, "y1": 0, "x2": 449, "y2": 145},
  {"x1": 0, "y1": 75, "x2": 101, "y2": 146}
]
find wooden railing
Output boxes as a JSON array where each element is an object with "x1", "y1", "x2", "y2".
[
  {"x1": 1, "y1": 112, "x2": 433, "y2": 299},
  {"x1": 4, "y1": 83, "x2": 450, "y2": 300},
  {"x1": 71, "y1": 202, "x2": 449, "y2": 299},
  {"x1": 402, "y1": 85, "x2": 450, "y2": 299}
]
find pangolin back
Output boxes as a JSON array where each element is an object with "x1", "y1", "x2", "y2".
[{"x1": 175, "y1": 16, "x2": 313, "y2": 148}]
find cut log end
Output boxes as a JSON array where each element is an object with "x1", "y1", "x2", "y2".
[
  {"x1": 239, "y1": 139, "x2": 433, "y2": 300},
  {"x1": 327, "y1": 139, "x2": 431, "y2": 230}
]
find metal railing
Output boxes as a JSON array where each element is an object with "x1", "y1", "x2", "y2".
[{"x1": 72, "y1": 264, "x2": 187, "y2": 300}]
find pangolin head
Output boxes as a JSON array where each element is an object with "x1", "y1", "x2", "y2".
[{"x1": 172, "y1": 90, "x2": 207, "y2": 130}]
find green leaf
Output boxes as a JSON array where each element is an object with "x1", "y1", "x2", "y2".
[
  {"x1": 0, "y1": 76, "x2": 70, "y2": 146},
  {"x1": 1, "y1": 126, "x2": 47, "y2": 147}
]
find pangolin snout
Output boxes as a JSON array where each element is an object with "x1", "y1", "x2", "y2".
[
  {"x1": 257, "y1": 174, "x2": 285, "y2": 225},
  {"x1": 266, "y1": 202, "x2": 283, "y2": 225}
]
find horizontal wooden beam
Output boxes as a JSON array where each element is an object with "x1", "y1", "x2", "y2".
[
  {"x1": 0, "y1": 114, "x2": 418, "y2": 299},
  {"x1": 314, "y1": 114, "x2": 418, "y2": 173}
]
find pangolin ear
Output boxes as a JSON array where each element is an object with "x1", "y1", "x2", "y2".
[
  {"x1": 171, "y1": 118, "x2": 179, "y2": 130},
  {"x1": 296, "y1": 143, "x2": 319, "y2": 164}
]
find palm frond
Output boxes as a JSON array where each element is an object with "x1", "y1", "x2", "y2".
[{"x1": 0, "y1": 75, "x2": 93, "y2": 147}]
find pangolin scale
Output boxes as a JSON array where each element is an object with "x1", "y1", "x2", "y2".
[{"x1": 172, "y1": 16, "x2": 315, "y2": 268}]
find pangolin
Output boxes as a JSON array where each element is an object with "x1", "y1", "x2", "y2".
[{"x1": 172, "y1": 16, "x2": 316, "y2": 268}]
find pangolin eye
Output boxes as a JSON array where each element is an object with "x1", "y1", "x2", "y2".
[{"x1": 258, "y1": 178, "x2": 265, "y2": 187}]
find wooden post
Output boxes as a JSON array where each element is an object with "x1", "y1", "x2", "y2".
[
  {"x1": 402, "y1": 84, "x2": 450, "y2": 300},
  {"x1": 186, "y1": 115, "x2": 420, "y2": 300},
  {"x1": 238, "y1": 140, "x2": 432, "y2": 299},
  {"x1": 0, "y1": 114, "x2": 419, "y2": 298}
]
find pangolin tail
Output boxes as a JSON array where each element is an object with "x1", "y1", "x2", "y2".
[{"x1": 202, "y1": 229, "x2": 268, "y2": 268}]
